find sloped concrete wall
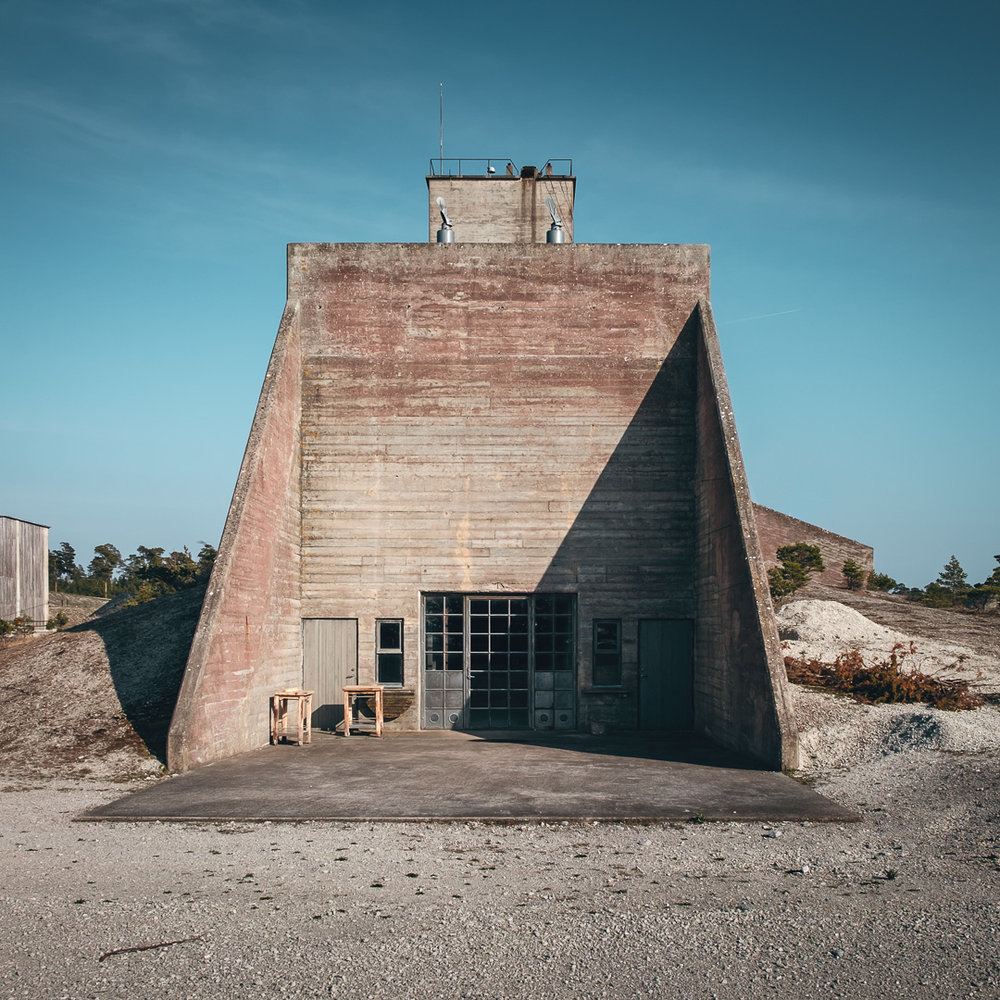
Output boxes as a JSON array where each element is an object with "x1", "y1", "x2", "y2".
[
  {"x1": 692, "y1": 302, "x2": 798, "y2": 770},
  {"x1": 167, "y1": 304, "x2": 303, "y2": 772},
  {"x1": 168, "y1": 243, "x2": 797, "y2": 771}
]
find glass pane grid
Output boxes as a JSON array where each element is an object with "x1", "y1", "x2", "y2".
[
  {"x1": 424, "y1": 593, "x2": 575, "y2": 729},
  {"x1": 424, "y1": 594, "x2": 464, "y2": 671}
]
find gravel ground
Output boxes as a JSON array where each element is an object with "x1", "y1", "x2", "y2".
[
  {"x1": 1, "y1": 593, "x2": 998, "y2": 999},
  {"x1": 1, "y1": 756, "x2": 998, "y2": 1000}
]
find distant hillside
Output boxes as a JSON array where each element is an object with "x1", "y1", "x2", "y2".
[
  {"x1": 0, "y1": 584, "x2": 205, "y2": 780},
  {"x1": 47, "y1": 592, "x2": 108, "y2": 628}
]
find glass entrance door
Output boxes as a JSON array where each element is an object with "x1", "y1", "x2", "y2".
[
  {"x1": 468, "y1": 597, "x2": 530, "y2": 729},
  {"x1": 422, "y1": 593, "x2": 576, "y2": 731}
]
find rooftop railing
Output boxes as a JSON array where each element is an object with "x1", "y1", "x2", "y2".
[{"x1": 428, "y1": 158, "x2": 573, "y2": 178}]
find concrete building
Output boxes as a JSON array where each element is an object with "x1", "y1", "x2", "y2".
[
  {"x1": 168, "y1": 160, "x2": 798, "y2": 773},
  {"x1": 0, "y1": 515, "x2": 49, "y2": 626}
]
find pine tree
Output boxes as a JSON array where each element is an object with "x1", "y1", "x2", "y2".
[
  {"x1": 936, "y1": 555, "x2": 968, "y2": 594},
  {"x1": 842, "y1": 559, "x2": 866, "y2": 590}
]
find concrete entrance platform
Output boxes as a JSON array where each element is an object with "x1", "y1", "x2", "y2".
[{"x1": 80, "y1": 732, "x2": 857, "y2": 824}]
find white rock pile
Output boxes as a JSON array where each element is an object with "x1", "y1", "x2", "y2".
[{"x1": 777, "y1": 600, "x2": 1000, "y2": 774}]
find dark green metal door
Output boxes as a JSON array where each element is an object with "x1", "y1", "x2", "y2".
[{"x1": 638, "y1": 619, "x2": 694, "y2": 730}]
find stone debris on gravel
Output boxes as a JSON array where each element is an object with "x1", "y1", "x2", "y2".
[
  {"x1": 1, "y1": 753, "x2": 998, "y2": 1000},
  {"x1": 778, "y1": 597, "x2": 1000, "y2": 776}
]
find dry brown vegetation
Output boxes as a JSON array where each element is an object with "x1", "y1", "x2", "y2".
[{"x1": 785, "y1": 642, "x2": 983, "y2": 711}]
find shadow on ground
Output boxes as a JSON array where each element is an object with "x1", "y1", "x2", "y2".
[{"x1": 76, "y1": 585, "x2": 205, "y2": 765}]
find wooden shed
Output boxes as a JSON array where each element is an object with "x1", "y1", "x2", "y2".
[{"x1": 0, "y1": 515, "x2": 49, "y2": 627}]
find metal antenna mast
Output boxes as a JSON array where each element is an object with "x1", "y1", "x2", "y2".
[{"x1": 439, "y1": 83, "x2": 444, "y2": 173}]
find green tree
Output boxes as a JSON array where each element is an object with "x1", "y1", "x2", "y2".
[
  {"x1": 196, "y1": 542, "x2": 217, "y2": 577},
  {"x1": 867, "y1": 571, "x2": 898, "y2": 592},
  {"x1": 842, "y1": 559, "x2": 866, "y2": 591},
  {"x1": 88, "y1": 543, "x2": 123, "y2": 597},
  {"x1": 49, "y1": 542, "x2": 78, "y2": 593},
  {"x1": 936, "y1": 555, "x2": 968, "y2": 595},
  {"x1": 118, "y1": 543, "x2": 216, "y2": 606},
  {"x1": 768, "y1": 543, "x2": 825, "y2": 600},
  {"x1": 919, "y1": 582, "x2": 956, "y2": 608},
  {"x1": 124, "y1": 545, "x2": 165, "y2": 580},
  {"x1": 964, "y1": 585, "x2": 997, "y2": 612},
  {"x1": 963, "y1": 555, "x2": 1000, "y2": 612}
]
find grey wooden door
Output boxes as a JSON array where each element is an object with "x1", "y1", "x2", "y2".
[
  {"x1": 302, "y1": 618, "x2": 358, "y2": 731},
  {"x1": 638, "y1": 619, "x2": 694, "y2": 730}
]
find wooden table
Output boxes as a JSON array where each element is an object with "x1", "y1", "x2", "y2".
[
  {"x1": 342, "y1": 684, "x2": 384, "y2": 737},
  {"x1": 270, "y1": 689, "x2": 313, "y2": 746}
]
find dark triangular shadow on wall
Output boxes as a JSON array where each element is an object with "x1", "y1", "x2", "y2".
[
  {"x1": 536, "y1": 310, "x2": 700, "y2": 614},
  {"x1": 531, "y1": 303, "x2": 796, "y2": 769}
]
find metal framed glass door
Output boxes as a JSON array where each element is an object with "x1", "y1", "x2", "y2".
[
  {"x1": 468, "y1": 596, "x2": 530, "y2": 729},
  {"x1": 422, "y1": 593, "x2": 576, "y2": 731}
]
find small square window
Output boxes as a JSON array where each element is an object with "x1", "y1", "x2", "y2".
[
  {"x1": 593, "y1": 619, "x2": 622, "y2": 687},
  {"x1": 377, "y1": 618, "x2": 404, "y2": 685}
]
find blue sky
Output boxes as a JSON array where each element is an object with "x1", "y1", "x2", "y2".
[{"x1": 1, "y1": 0, "x2": 997, "y2": 587}]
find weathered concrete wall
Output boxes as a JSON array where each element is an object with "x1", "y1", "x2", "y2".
[
  {"x1": 693, "y1": 303, "x2": 798, "y2": 770},
  {"x1": 427, "y1": 174, "x2": 575, "y2": 243},
  {"x1": 0, "y1": 516, "x2": 49, "y2": 623},
  {"x1": 169, "y1": 240, "x2": 798, "y2": 771},
  {"x1": 754, "y1": 504, "x2": 874, "y2": 588},
  {"x1": 296, "y1": 242, "x2": 708, "y2": 732},
  {"x1": 167, "y1": 304, "x2": 303, "y2": 772}
]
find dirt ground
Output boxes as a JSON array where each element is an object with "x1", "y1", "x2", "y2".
[{"x1": 0, "y1": 585, "x2": 204, "y2": 780}]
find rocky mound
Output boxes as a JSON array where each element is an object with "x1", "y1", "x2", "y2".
[
  {"x1": 777, "y1": 596, "x2": 1000, "y2": 775},
  {"x1": 777, "y1": 599, "x2": 1000, "y2": 693},
  {"x1": 0, "y1": 585, "x2": 205, "y2": 780}
]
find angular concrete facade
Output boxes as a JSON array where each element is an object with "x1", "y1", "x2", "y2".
[{"x1": 169, "y1": 233, "x2": 798, "y2": 773}]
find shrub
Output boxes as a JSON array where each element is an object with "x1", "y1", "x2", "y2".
[
  {"x1": 842, "y1": 559, "x2": 866, "y2": 590},
  {"x1": 867, "y1": 571, "x2": 897, "y2": 592},
  {"x1": 769, "y1": 542, "x2": 825, "y2": 600},
  {"x1": 784, "y1": 642, "x2": 982, "y2": 711},
  {"x1": 915, "y1": 582, "x2": 955, "y2": 608},
  {"x1": 963, "y1": 585, "x2": 999, "y2": 612},
  {"x1": 768, "y1": 566, "x2": 800, "y2": 598},
  {"x1": 0, "y1": 616, "x2": 36, "y2": 637}
]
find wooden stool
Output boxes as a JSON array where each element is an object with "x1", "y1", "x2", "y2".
[
  {"x1": 342, "y1": 685, "x2": 384, "y2": 736},
  {"x1": 270, "y1": 689, "x2": 313, "y2": 745}
]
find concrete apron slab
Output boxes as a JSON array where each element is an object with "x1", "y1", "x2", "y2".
[{"x1": 79, "y1": 732, "x2": 857, "y2": 825}]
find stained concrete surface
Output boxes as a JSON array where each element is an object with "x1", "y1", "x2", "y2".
[{"x1": 81, "y1": 731, "x2": 855, "y2": 824}]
